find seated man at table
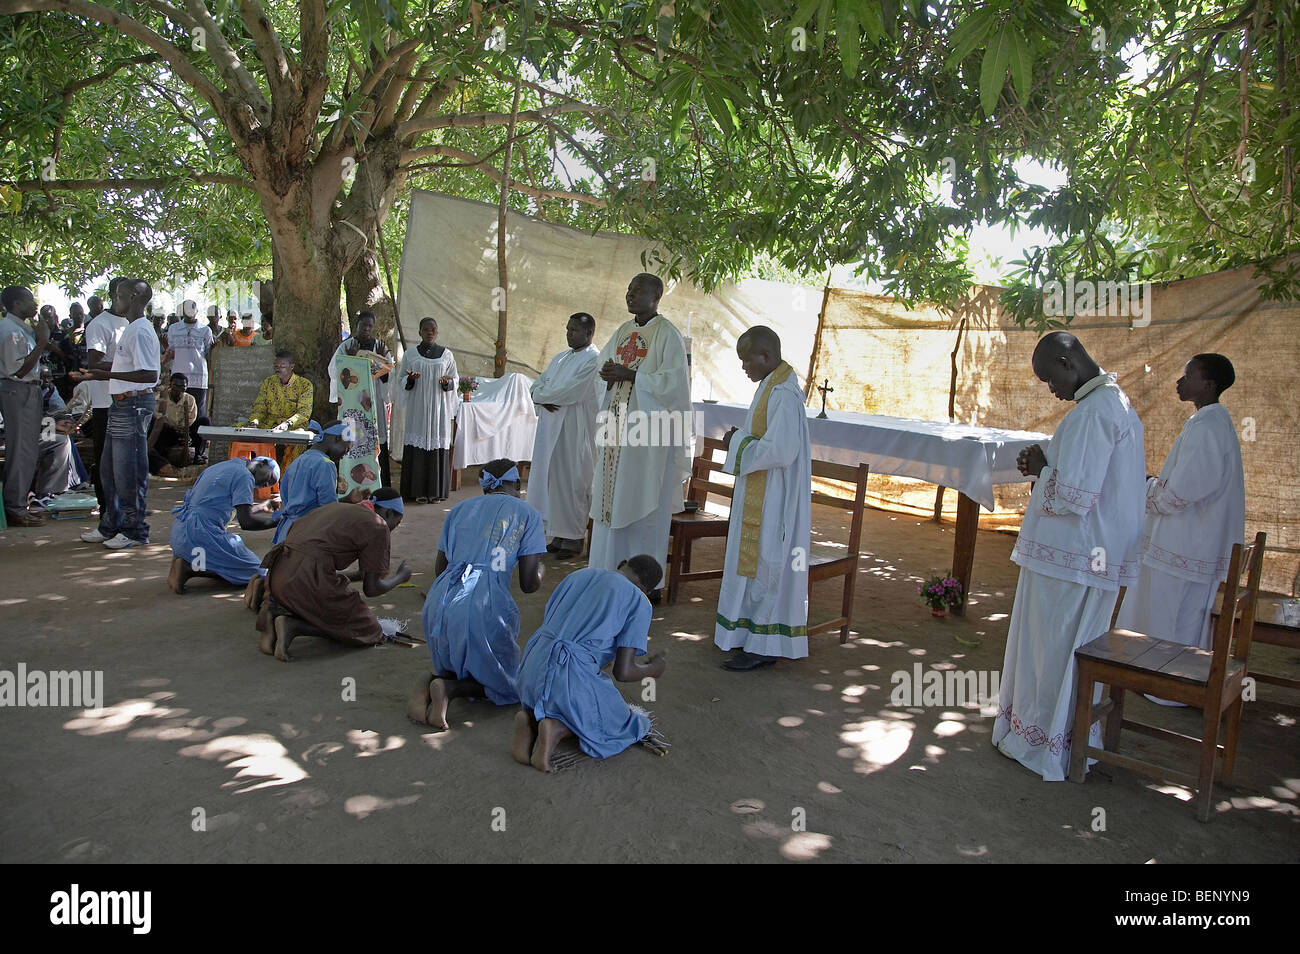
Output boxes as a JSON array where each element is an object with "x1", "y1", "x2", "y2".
[
  {"x1": 256, "y1": 492, "x2": 412, "y2": 661},
  {"x1": 167, "y1": 455, "x2": 280, "y2": 594},
  {"x1": 714, "y1": 327, "x2": 813, "y2": 671},
  {"x1": 238, "y1": 349, "x2": 313, "y2": 469},
  {"x1": 993, "y1": 332, "x2": 1145, "y2": 781},
  {"x1": 148, "y1": 373, "x2": 205, "y2": 476},
  {"x1": 1116, "y1": 354, "x2": 1245, "y2": 659},
  {"x1": 512, "y1": 558, "x2": 667, "y2": 773}
]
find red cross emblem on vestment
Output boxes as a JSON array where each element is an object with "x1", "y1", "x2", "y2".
[{"x1": 617, "y1": 332, "x2": 648, "y2": 366}]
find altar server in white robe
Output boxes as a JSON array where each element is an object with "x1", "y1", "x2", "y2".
[
  {"x1": 588, "y1": 274, "x2": 693, "y2": 590},
  {"x1": 530, "y1": 312, "x2": 601, "y2": 557},
  {"x1": 994, "y1": 332, "x2": 1146, "y2": 781},
  {"x1": 1116, "y1": 353, "x2": 1245, "y2": 660},
  {"x1": 714, "y1": 327, "x2": 812, "y2": 670}
]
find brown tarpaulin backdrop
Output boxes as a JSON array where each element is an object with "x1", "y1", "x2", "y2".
[{"x1": 808, "y1": 261, "x2": 1299, "y2": 594}]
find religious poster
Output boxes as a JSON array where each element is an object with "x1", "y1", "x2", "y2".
[{"x1": 335, "y1": 353, "x2": 382, "y2": 498}]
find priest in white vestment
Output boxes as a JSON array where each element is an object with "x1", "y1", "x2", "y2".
[
  {"x1": 1116, "y1": 354, "x2": 1245, "y2": 657},
  {"x1": 713, "y1": 327, "x2": 812, "y2": 670},
  {"x1": 588, "y1": 273, "x2": 693, "y2": 589},
  {"x1": 530, "y1": 312, "x2": 601, "y2": 556},
  {"x1": 994, "y1": 332, "x2": 1146, "y2": 781}
]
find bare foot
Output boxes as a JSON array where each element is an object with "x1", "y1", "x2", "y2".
[
  {"x1": 257, "y1": 623, "x2": 276, "y2": 656},
  {"x1": 167, "y1": 557, "x2": 192, "y2": 594},
  {"x1": 531, "y1": 718, "x2": 572, "y2": 773},
  {"x1": 243, "y1": 576, "x2": 265, "y2": 612},
  {"x1": 407, "y1": 674, "x2": 437, "y2": 726},
  {"x1": 272, "y1": 615, "x2": 297, "y2": 662},
  {"x1": 511, "y1": 709, "x2": 538, "y2": 765},
  {"x1": 420, "y1": 678, "x2": 451, "y2": 730}
]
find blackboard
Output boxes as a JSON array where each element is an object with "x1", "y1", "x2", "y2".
[{"x1": 208, "y1": 346, "x2": 275, "y2": 461}]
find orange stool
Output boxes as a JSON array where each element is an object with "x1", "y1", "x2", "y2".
[{"x1": 229, "y1": 441, "x2": 280, "y2": 500}]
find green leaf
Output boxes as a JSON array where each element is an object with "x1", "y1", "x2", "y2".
[
  {"x1": 791, "y1": 0, "x2": 822, "y2": 28},
  {"x1": 838, "y1": 4, "x2": 860, "y2": 77},
  {"x1": 946, "y1": 9, "x2": 996, "y2": 69},
  {"x1": 861, "y1": 2, "x2": 886, "y2": 44},
  {"x1": 1009, "y1": 29, "x2": 1032, "y2": 103},
  {"x1": 980, "y1": 27, "x2": 1012, "y2": 117},
  {"x1": 816, "y1": 0, "x2": 831, "y2": 51}
]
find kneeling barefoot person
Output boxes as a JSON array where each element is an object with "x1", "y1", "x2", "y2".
[
  {"x1": 168, "y1": 455, "x2": 280, "y2": 594},
  {"x1": 513, "y1": 557, "x2": 667, "y2": 772},
  {"x1": 408, "y1": 459, "x2": 546, "y2": 729},
  {"x1": 256, "y1": 490, "x2": 411, "y2": 661}
]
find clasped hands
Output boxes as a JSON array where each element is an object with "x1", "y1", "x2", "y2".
[
  {"x1": 1017, "y1": 444, "x2": 1048, "y2": 478},
  {"x1": 598, "y1": 360, "x2": 634, "y2": 385}
]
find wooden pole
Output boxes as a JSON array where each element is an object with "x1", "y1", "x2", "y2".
[
  {"x1": 494, "y1": 78, "x2": 523, "y2": 378},
  {"x1": 376, "y1": 224, "x2": 407, "y2": 351},
  {"x1": 933, "y1": 314, "x2": 968, "y2": 520},
  {"x1": 804, "y1": 270, "x2": 833, "y2": 401}
]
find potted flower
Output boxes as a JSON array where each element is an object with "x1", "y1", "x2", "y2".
[
  {"x1": 458, "y1": 377, "x2": 479, "y2": 402},
  {"x1": 918, "y1": 575, "x2": 963, "y2": 617}
]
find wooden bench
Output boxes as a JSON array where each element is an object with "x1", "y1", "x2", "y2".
[
  {"x1": 664, "y1": 437, "x2": 870, "y2": 644},
  {"x1": 1211, "y1": 589, "x2": 1300, "y2": 697}
]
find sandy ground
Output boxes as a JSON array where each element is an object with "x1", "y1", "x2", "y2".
[{"x1": 1, "y1": 474, "x2": 1297, "y2": 864}]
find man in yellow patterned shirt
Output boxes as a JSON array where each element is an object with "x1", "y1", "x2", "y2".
[{"x1": 239, "y1": 349, "x2": 313, "y2": 468}]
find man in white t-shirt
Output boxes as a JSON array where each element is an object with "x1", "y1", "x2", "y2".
[
  {"x1": 165, "y1": 299, "x2": 215, "y2": 460},
  {"x1": 81, "y1": 277, "x2": 131, "y2": 512},
  {"x1": 72, "y1": 278, "x2": 161, "y2": 549}
]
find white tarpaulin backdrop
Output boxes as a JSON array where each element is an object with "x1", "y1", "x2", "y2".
[{"x1": 393, "y1": 191, "x2": 825, "y2": 430}]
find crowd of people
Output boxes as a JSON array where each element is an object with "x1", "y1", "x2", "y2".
[
  {"x1": 0, "y1": 278, "x2": 280, "y2": 524},
  {"x1": 1, "y1": 271, "x2": 1247, "y2": 779}
]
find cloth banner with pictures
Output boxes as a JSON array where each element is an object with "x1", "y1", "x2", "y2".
[{"x1": 335, "y1": 354, "x2": 382, "y2": 496}]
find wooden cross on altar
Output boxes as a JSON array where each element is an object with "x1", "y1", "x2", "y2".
[{"x1": 816, "y1": 379, "x2": 834, "y2": 419}]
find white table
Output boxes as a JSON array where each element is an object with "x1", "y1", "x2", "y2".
[
  {"x1": 694, "y1": 402, "x2": 1050, "y2": 615},
  {"x1": 451, "y1": 373, "x2": 538, "y2": 471}
]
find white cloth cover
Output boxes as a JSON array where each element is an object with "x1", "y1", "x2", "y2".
[
  {"x1": 451, "y1": 373, "x2": 538, "y2": 469},
  {"x1": 1011, "y1": 372, "x2": 1146, "y2": 590},
  {"x1": 695, "y1": 401, "x2": 1049, "y2": 511},
  {"x1": 391, "y1": 347, "x2": 457, "y2": 457},
  {"x1": 993, "y1": 569, "x2": 1112, "y2": 781},
  {"x1": 590, "y1": 314, "x2": 692, "y2": 530},
  {"x1": 713, "y1": 370, "x2": 812, "y2": 659},
  {"x1": 529, "y1": 346, "x2": 601, "y2": 539}
]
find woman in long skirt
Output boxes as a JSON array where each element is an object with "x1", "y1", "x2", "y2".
[{"x1": 394, "y1": 316, "x2": 457, "y2": 502}]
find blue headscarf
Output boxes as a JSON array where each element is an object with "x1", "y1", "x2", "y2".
[{"x1": 480, "y1": 465, "x2": 520, "y2": 491}]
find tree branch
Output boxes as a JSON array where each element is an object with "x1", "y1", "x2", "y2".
[
  {"x1": 396, "y1": 101, "x2": 610, "y2": 139},
  {"x1": 0, "y1": 0, "x2": 224, "y2": 117},
  {"x1": 399, "y1": 146, "x2": 605, "y2": 206},
  {"x1": 2, "y1": 174, "x2": 253, "y2": 192},
  {"x1": 239, "y1": 0, "x2": 296, "y2": 107}
]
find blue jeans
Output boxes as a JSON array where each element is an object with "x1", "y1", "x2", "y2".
[{"x1": 98, "y1": 393, "x2": 155, "y2": 542}]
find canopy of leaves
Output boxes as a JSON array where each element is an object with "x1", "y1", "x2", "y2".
[{"x1": 0, "y1": 0, "x2": 1295, "y2": 331}]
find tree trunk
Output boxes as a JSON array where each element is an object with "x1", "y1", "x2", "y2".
[{"x1": 344, "y1": 244, "x2": 399, "y2": 351}]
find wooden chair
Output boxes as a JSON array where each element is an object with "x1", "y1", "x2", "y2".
[
  {"x1": 1067, "y1": 532, "x2": 1267, "y2": 821},
  {"x1": 664, "y1": 436, "x2": 733, "y2": 602},
  {"x1": 807, "y1": 460, "x2": 869, "y2": 643},
  {"x1": 666, "y1": 441, "x2": 870, "y2": 645}
]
